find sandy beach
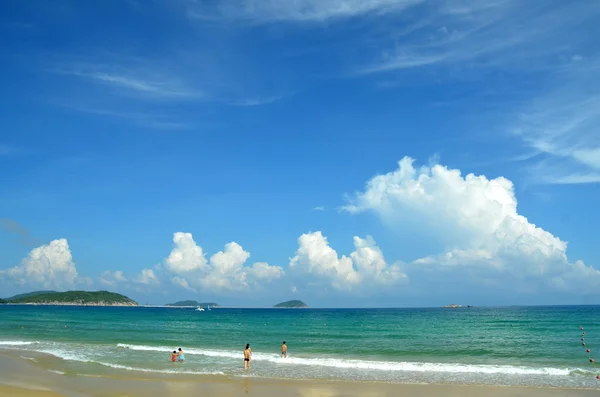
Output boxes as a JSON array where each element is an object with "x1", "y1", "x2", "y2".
[{"x1": 1, "y1": 349, "x2": 598, "y2": 397}]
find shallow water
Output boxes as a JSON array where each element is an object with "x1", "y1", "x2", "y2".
[{"x1": 1, "y1": 305, "x2": 599, "y2": 388}]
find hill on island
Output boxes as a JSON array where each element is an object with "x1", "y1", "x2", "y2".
[
  {"x1": 4, "y1": 290, "x2": 57, "y2": 301},
  {"x1": 274, "y1": 300, "x2": 308, "y2": 308},
  {"x1": 165, "y1": 300, "x2": 219, "y2": 307},
  {"x1": 8, "y1": 291, "x2": 138, "y2": 306}
]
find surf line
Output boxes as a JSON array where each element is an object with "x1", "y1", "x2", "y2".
[{"x1": 580, "y1": 326, "x2": 599, "y2": 380}]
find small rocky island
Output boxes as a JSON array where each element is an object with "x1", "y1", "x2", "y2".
[
  {"x1": 4, "y1": 290, "x2": 138, "y2": 306},
  {"x1": 165, "y1": 300, "x2": 219, "y2": 308},
  {"x1": 274, "y1": 300, "x2": 308, "y2": 308}
]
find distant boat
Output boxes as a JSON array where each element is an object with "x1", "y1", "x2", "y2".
[
  {"x1": 444, "y1": 303, "x2": 463, "y2": 308},
  {"x1": 207, "y1": 305, "x2": 211, "y2": 311},
  {"x1": 196, "y1": 307, "x2": 205, "y2": 312}
]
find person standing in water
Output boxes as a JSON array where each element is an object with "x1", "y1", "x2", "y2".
[
  {"x1": 244, "y1": 344, "x2": 252, "y2": 369},
  {"x1": 171, "y1": 350, "x2": 177, "y2": 362},
  {"x1": 177, "y1": 348, "x2": 185, "y2": 362},
  {"x1": 281, "y1": 341, "x2": 287, "y2": 358}
]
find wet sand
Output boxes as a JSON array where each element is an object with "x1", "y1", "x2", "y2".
[{"x1": 1, "y1": 350, "x2": 598, "y2": 397}]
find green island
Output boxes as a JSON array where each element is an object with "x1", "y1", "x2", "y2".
[
  {"x1": 5, "y1": 290, "x2": 57, "y2": 301},
  {"x1": 165, "y1": 300, "x2": 219, "y2": 308},
  {"x1": 0, "y1": 298, "x2": 6, "y2": 304},
  {"x1": 273, "y1": 300, "x2": 308, "y2": 308},
  {"x1": 5, "y1": 290, "x2": 138, "y2": 306}
]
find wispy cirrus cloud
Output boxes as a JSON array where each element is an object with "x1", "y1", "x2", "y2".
[
  {"x1": 57, "y1": 103, "x2": 196, "y2": 130},
  {"x1": 54, "y1": 66, "x2": 203, "y2": 100},
  {"x1": 359, "y1": 0, "x2": 595, "y2": 75},
  {"x1": 350, "y1": 0, "x2": 600, "y2": 184},
  {"x1": 186, "y1": 0, "x2": 423, "y2": 23},
  {"x1": 43, "y1": 50, "x2": 291, "y2": 126},
  {"x1": 510, "y1": 58, "x2": 600, "y2": 184},
  {"x1": 231, "y1": 94, "x2": 291, "y2": 107}
]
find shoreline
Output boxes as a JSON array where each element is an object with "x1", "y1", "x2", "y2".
[
  {"x1": 1, "y1": 351, "x2": 599, "y2": 397},
  {"x1": 2, "y1": 349, "x2": 600, "y2": 395}
]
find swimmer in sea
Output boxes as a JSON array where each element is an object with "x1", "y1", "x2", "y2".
[
  {"x1": 244, "y1": 344, "x2": 251, "y2": 369},
  {"x1": 177, "y1": 347, "x2": 185, "y2": 362},
  {"x1": 171, "y1": 350, "x2": 177, "y2": 362},
  {"x1": 281, "y1": 341, "x2": 287, "y2": 358}
]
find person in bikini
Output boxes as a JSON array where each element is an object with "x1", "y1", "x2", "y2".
[
  {"x1": 281, "y1": 341, "x2": 287, "y2": 358},
  {"x1": 171, "y1": 350, "x2": 177, "y2": 362},
  {"x1": 244, "y1": 344, "x2": 252, "y2": 369}
]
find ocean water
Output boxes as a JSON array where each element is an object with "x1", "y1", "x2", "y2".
[{"x1": 0, "y1": 305, "x2": 599, "y2": 389}]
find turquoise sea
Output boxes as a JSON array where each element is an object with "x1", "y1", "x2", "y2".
[{"x1": 1, "y1": 305, "x2": 599, "y2": 389}]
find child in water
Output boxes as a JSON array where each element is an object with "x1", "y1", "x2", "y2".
[{"x1": 171, "y1": 351, "x2": 177, "y2": 362}]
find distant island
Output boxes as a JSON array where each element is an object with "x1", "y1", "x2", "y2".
[
  {"x1": 5, "y1": 290, "x2": 57, "y2": 301},
  {"x1": 0, "y1": 298, "x2": 6, "y2": 304},
  {"x1": 165, "y1": 300, "x2": 219, "y2": 308},
  {"x1": 274, "y1": 300, "x2": 308, "y2": 308},
  {"x1": 4, "y1": 290, "x2": 138, "y2": 306}
]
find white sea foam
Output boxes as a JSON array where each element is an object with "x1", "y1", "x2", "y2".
[
  {"x1": 0, "y1": 340, "x2": 38, "y2": 346},
  {"x1": 48, "y1": 370, "x2": 66, "y2": 375},
  {"x1": 93, "y1": 361, "x2": 225, "y2": 375},
  {"x1": 37, "y1": 347, "x2": 93, "y2": 363},
  {"x1": 20, "y1": 356, "x2": 38, "y2": 362},
  {"x1": 26, "y1": 344, "x2": 224, "y2": 376},
  {"x1": 115, "y1": 343, "x2": 571, "y2": 376}
]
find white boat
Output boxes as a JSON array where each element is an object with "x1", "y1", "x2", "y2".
[{"x1": 196, "y1": 307, "x2": 205, "y2": 311}]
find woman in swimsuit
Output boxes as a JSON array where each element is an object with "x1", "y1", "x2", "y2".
[
  {"x1": 243, "y1": 344, "x2": 251, "y2": 369},
  {"x1": 177, "y1": 347, "x2": 185, "y2": 362},
  {"x1": 281, "y1": 341, "x2": 287, "y2": 358}
]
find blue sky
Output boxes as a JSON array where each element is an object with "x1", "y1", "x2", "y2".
[{"x1": 1, "y1": 0, "x2": 599, "y2": 307}]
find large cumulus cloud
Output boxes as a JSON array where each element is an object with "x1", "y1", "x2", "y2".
[
  {"x1": 343, "y1": 156, "x2": 600, "y2": 293},
  {"x1": 0, "y1": 239, "x2": 90, "y2": 289}
]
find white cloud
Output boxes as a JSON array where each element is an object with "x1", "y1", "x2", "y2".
[
  {"x1": 0, "y1": 239, "x2": 79, "y2": 289},
  {"x1": 136, "y1": 269, "x2": 160, "y2": 285},
  {"x1": 289, "y1": 231, "x2": 406, "y2": 290},
  {"x1": 188, "y1": 0, "x2": 422, "y2": 23},
  {"x1": 351, "y1": 236, "x2": 406, "y2": 284},
  {"x1": 511, "y1": 72, "x2": 600, "y2": 184},
  {"x1": 171, "y1": 276, "x2": 196, "y2": 292},
  {"x1": 361, "y1": 1, "x2": 598, "y2": 75},
  {"x1": 161, "y1": 233, "x2": 284, "y2": 292},
  {"x1": 312, "y1": 206, "x2": 326, "y2": 211},
  {"x1": 343, "y1": 157, "x2": 600, "y2": 292},
  {"x1": 57, "y1": 65, "x2": 201, "y2": 100},
  {"x1": 164, "y1": 232, "x2": 208, "y2": 273},
  {"x1": 232, "y1": 94, "x2": 289, "y2": 107},
  {"x1": 247, "y1": 262, "x2": 285, "y2": 281},
  {"x1": 202, "y1": 242, "x2": 252, "y2": 291},
  {"x1": 114, "y1": 271, "x2": 127, "y2": 282},
  {"x1": 99, "y1": 270, "x2": 127, "y2": 287},
  {"x1": 78, "y1": 276, "x2": 94, "y2": 288},
  {"x1": 347, "y1": 1, "x2": 600, "y2": 185}
]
